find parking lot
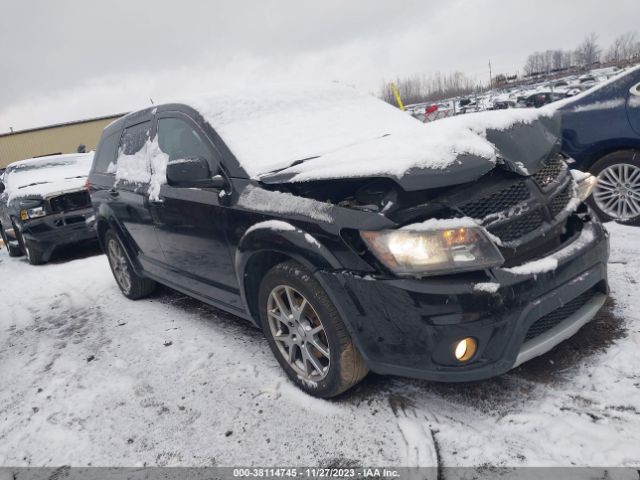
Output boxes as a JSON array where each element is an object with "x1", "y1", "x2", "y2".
[{"x1": 0, "y1": 222, "x2": 638, "y2": 468}]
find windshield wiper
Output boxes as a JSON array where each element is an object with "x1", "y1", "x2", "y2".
[
  {"x1": 258, "y1": 133, "x2": 392, "y2": 177},
  {"x1": 18, "y1": 181, "x2": 50, "y2": 189},
  {"x1": 260, "y1": 156, "x2": 321, "y2": 176}
]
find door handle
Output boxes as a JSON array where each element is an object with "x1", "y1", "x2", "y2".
[{"x1": 109, "y1": 189, "x2": 119, "y2": 198}]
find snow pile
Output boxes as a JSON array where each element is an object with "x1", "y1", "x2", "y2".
[
  {"x1": 504, "y1": 257, "x2": 559, "y2": 276},
  {"x1": 245, "y1": 219, "x2": 296, "y2": 235},
  {"x1": 474, "y1": 282, "x2": 500, "y2": 293},
  {"x1": 184, "y1": 84, "x2": 551, "y2": 182},
  {"x1": 401, "y1": 216, "x2": 479, "y2": 231},
  {"x1": 3, "y1": 153, "x2": 93, "y2": 202},
  {"x1": 148, "y1": 141, "x2": 170, "y2": 201},
  {"x1": 570, "y1": 98, "x2": 626, "y2": 113},
  {"x1": 237, "y1": 185, "x2": 334, "y2": 223},
  {"x1": 114, "y1": 138, "x2": 169, "y2": 201}
]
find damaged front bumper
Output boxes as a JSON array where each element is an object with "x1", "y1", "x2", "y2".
[
  {"x1": 20, "y1": 207, "x2": 97, "y2": 261},
  {"x1": 315, "y1": 216, "x2": 609, "y2": 382}
]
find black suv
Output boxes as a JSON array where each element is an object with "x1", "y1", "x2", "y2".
[
  {"x1": 0, "y1": 153, "x2": 96, "y2": 264},
  {"x1": 88, "y1": 88, "x2": 609, "y2": 397}
]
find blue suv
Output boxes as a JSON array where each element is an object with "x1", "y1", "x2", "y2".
[{"x1": 559, "y1": 67, "x2": 640, "y2": 224}]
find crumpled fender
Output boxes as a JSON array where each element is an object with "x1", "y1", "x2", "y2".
[{"x1": 235, "y1": 221, "x2": 343, "y2": 322}]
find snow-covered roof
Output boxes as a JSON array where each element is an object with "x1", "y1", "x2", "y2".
[
  {"x1": 3, "y1": 152, "x2": 93, "y2": 201},
  {"x1": 185, "y1": 84, "x2": 553, "y2": 183}
]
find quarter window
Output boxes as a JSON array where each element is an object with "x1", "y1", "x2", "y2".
[{"x1": 92, "y1": 132, "x2": 120, "y2": 174}]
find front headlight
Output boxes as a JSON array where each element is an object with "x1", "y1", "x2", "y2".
[
  {"x1": 571, "y1": 170, "x2": 598, "y2": 202},
  {"x1": 20, "y1": 206, "x2": 46, "y2": 220},
  {"x1": 361, "y1": 222, "x2": 504, "y2": 276}
]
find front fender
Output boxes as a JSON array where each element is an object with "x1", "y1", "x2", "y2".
[{"x1": 235, "y1": 221, "x2": 344, "y2": 322}]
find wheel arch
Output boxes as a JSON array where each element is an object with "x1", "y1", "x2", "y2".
[
  {"x1": 579, "y1": 143, "x2": 640, "y2": 171},
  {"x1": 97, "y1": 215, "x2": 145, "y2": 277},
  {"x1": 236, "y1": 224, "x2": 343, "y2": 326}
]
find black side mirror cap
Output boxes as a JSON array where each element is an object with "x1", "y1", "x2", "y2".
[{"x1": 166, "y1": 157, "x2": 224, "y2": 189}]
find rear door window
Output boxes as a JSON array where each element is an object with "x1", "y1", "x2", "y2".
[{"x1": 116, "y1": 121, "x2": 152, "y2": 185}]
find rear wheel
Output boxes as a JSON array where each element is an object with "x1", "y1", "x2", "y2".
[
  {"x1": 588, "y1": 150, "x2": 640, "y2": 225},
  {"x1": 0, "y1": 223, "x2": 23, "y2": 257},
  {"x1": 105, "y1": 230, "x2": 156, "y2": 299},
  {"x1": 258, "y1": 261, "x2": 368, "y2": 398}
]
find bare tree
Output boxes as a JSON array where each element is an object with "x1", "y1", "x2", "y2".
[
  {"x1": 552, "y1": 50, "x2": 564, "y2": 70},
  {"x1": 575, "y1": 33, "x2": 601, "y2": 67},
  {"x1": 380, "y1": 71, "x2": 479, "y2": 106},
  {"x1": 606, "y1": 31, "x2": 638, "y2": 62}
]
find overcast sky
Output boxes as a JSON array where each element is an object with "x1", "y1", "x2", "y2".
[{"x1": 1, "y1": 0, "x2": 638, "y2": 132}]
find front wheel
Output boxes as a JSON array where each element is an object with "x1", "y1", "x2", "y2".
[
  {"x1": 14, "y1": 224, "x2": 45, "y2": 265},
  {"x1": 105, "y1": 230, "x2": 156, "y2": 299},
  {"x1": 588, "y1": 150, "x2": 640, "y2": 225},
  {"x1": 258, "y1": 261, "x2": 368, "y2": 398}
]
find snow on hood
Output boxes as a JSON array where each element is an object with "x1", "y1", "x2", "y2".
[
  {"x1": 3, "y1": 153, "x2": 93, "y2": 202},
  {"x1": 185, "y1": 84, "x2": 555, "y2": 187}
]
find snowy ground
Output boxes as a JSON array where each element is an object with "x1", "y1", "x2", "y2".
[{"x1": 0, "y1": 224, "x2": 639, "y2": 468}]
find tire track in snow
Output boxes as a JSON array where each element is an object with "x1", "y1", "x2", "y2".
[{"x1": 389, "y1": 395, "x2": 440, "y2": 477}]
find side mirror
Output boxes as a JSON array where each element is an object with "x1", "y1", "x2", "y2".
[
  {"x1": 0, "y1": 182, "x2": 5, "y2": 194},
  {"x1": 166, "y1": 157, "x2": 224, "y2": 189}
]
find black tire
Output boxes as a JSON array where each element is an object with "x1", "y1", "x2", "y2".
[
  {"x1": 258, "y1": 260, "x2": 368, "y2": 398},
  {"x1": 587, "y1": 150, "x2": 640, "y2": 225},
  {"x1": 14, "y1": 223, "x2": 45, "y2": 265},
  {"x1": 104, "y1": 230, "x2": 156, "y2": 299},
  {"x1": 0, "y1": 223, "x2": 23, "y2": 257}
]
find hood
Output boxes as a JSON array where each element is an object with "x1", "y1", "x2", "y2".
[
  {"x1": 186, "y1": 84, "x2": 558, "y2": 190},
  {"x1": 259, "y1": 111, "x2": 561, "y2": 191},
  {"x1": 4, "y1": 153, "x2": 93, "y2": 203}
]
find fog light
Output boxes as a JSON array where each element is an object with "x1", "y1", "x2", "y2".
[{"x1": 454, "y1": 337, "x2": 477, "y2": 362}]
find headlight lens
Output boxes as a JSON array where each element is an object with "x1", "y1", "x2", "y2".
[
  {"x1": 361, "y1": 224, "x2": 504, "y2": 276},
  {"x1": 572, "y1": 171, "x2": 598, "y2": 202},
  {"x1": 20, "y1": 206, "x2": 46, "y2": 220}
]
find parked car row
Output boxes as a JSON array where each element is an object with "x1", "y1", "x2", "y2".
[
  {"x1": 408, "y1": 66, "x2": 630, "y2": 121},
  {"x1": 1, "y1": 69, "x2": 637, "y2": 397}
]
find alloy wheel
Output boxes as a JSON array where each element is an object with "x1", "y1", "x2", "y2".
[
  {"x1": 266, "y1": 285, "x2": 330, "y2": 382},
  {"x1": 107, "y1": 238, "x2": 132, "y2": 293},
  {"x1": 594, "y1": 163, "x2": 640, "y2": 220}
]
